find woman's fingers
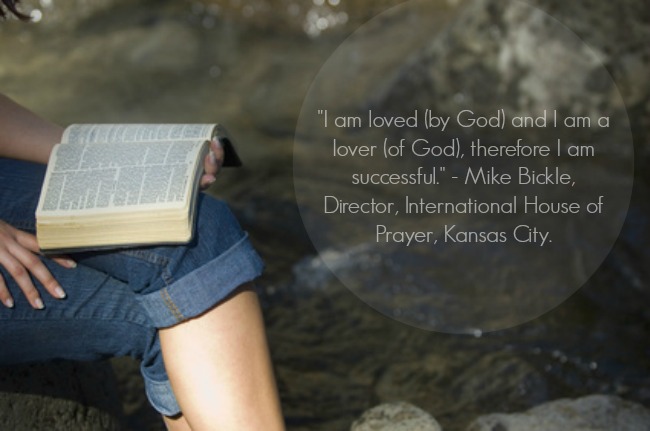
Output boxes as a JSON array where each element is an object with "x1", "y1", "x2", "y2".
[
  {"x1": 0, "y1": 274, "x2": 15, "y2": 308},
  {"x1": 23, "y1": 233, "x2": 78, "y2": 270},
  {"x1": 16, "y1": 226, "x2": 75, "y2": 270},
  {"x1": 0, "y1": 248, "x2": 46, "y2": 309},
  {"x1": 51, "y1": 256, "x2": 77, "y2": 269},
  {"x1": 211, "y1": 138, "x2": 225, "y2": 169},
  {"x1": 200, "y1": 139, "x2": 224, "y2": 189},
  {"x1": 0, "y1": 221, "x2": 68, "y2": 309},
  {"x1": 14, "y1": 230, "x2": 67, "y2": 302},
  {"x1": 14, "y1": 226, "x2": 41, "y2": 254}
]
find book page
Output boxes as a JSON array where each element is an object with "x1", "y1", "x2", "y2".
[
  {"x1": 62, "y1": 124, "x2": 215, "y2": 144},
  {"x1": 38, "y1": 140, "x2": 206, "y2": 214}
]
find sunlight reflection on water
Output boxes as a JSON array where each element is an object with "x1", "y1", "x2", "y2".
[{"x1": 14, "y1": 0, "x2": 367, "y2": 37}]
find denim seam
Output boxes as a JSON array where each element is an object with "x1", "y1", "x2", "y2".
[
  {"x1": 160, "y1": 288, "x2": 185, "y2": 322},
  {"x1": 161, "y1": 267, "x2": 174, "y2": 287}
]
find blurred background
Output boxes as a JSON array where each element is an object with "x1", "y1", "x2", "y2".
[{"x1": 1, "y1": 0, "x2": 648, "y2": 429}]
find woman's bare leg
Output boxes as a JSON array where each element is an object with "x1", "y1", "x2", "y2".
[{"x1": 159, "y1": 283, "x2": 284, "y2": 431}]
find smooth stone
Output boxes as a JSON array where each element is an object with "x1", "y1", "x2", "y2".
[{"x1": 351, "y1": 401, "x2": 442, "y2": 431}]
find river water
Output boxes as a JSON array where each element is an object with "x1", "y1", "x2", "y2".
[{"x1": 1, "y1": 0, "x2": 648, "y2": 430}]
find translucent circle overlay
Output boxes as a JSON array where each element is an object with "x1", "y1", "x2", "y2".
[{"x1": 293, "y1": 0, "x2": 634, "y2": 333}]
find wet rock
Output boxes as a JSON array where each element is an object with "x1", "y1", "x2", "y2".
[
  {"x1": 372, "y1": 353, "x2": 451, "y2": 415},
  {"x1": 383, "y1": 0, "x2": 649, "y2": 111},
  {"x1": 466, "y1": 394, "x2": 650, "y2": 431},
  {"x1": 369, "y1": 0, "x2": 648, "y2": 160},
  {"x1": 0, "y1": 361, "x2": 124, "y2": 430},
  {"x1": 351, "y1": 402, "x2": 442, "y2": 431},
  {"x1": 450, "y1": 352, "x2": 548, "y2": 415},
  {"x1": 579, "y1": 176, "x2": 650, "y2": 320},
  {"x1": 370, "y1": 350, "x2": 547, "y2": 427},
  {"x1": 276, "y1": 365, "x2": 371, "y2": 431}
]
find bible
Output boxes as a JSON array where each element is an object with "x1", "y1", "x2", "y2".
[{"x1": 36, "y1": 123, "x2": 242, "y2": 253}]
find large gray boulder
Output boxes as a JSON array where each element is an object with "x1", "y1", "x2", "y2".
[
  {"x1": 467, "y1": 394, "x2": 650, "y2": 431},
  {"x1": 374, "y1": 0, "x2": 649, "y2": 127}
]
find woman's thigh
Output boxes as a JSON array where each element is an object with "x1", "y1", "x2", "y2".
[
  {"x1": 0, "y1": 158, "x2": 157, "y2": 363},
  {"x1": 0, "y1": 259, "x2": 154, "y2": 364}
]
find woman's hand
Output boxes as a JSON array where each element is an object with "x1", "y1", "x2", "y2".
[
  {"x1": 0, "y1": 220, "x2": 75, "y2": 309},
  {"x1": 199, "y1": 139, "x2": 224, "y2": 189}
]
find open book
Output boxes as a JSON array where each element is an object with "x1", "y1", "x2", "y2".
[{"x1": 36, "y1": 123, "x2": 241, "y2": 253}]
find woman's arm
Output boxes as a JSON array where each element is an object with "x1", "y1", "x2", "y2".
[
  {"x1": 0, "y1": 93, "x2": 63, "y2": 164},
  {"x1": 0, "y1": 93, "x2": 224, "y2": 184}
]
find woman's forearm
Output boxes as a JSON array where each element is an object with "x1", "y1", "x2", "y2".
[{"x1": 0, "y1": 93, "x2": 63, "y2": 164}]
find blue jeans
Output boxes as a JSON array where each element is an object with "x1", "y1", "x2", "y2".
[{"x1": 0, "y1": 158, "x2": 264, "y2": 415}]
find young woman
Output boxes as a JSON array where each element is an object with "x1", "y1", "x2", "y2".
[{"x1": 0, "y1": 3, "x2": 285, "y2": 430}]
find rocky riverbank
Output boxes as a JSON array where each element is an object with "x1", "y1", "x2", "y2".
[
  {"x1": 0, "y1": 0, "x2": 648, "y2": 429},
  {"x1": 352, "y1": 395, "x2": 650, "y2": 431}
]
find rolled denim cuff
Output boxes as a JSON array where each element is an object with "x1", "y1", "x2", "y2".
[
  {"x1": 136, "y1": 233, "x2": 264, "y2": 328},
  {"x1": 142, "y1": 371, "x2": 182, "y2": 417}
]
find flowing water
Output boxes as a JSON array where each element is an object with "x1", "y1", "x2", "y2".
[{"x1": 1, "y1": 0, "x2": 648, "y2": 430}]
